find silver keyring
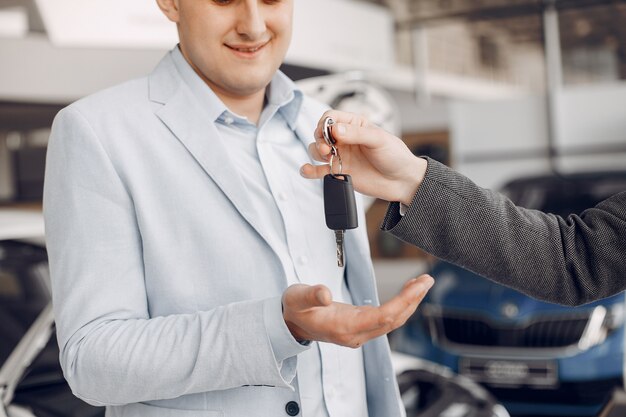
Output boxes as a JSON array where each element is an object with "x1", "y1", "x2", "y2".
[
  {"x1": 329, "y1": 149, "x2": 343, "y2": 177},
  {"x1": 322, "y1": 117, "x2": 336, "y2": 147}
]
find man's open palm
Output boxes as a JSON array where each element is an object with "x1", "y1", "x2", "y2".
[{"x1": 282, "y1": 275, "x2": 434, "y2": 348}]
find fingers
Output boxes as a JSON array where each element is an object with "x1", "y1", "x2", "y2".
[
  {"x1": 308, "y1": 142, "x2": 330, "y2": 163},
  {"x1": 314, "y1": 109, "x2": 369, "y2": 139},
  {"x1": 348, "y1": 276, "x2": 434, "y2": 346},
  {"x1": 331, "y1": 122, "x2": 382, "y2": 149},
  {"x1": 299, "y1": 142, "x2": 331, "y2": 180},
  {"x1": 347, "y1": 275, "x2": 434, "y2": 337},
  {"x1": 382, "y1": 275, "x2": 434, "y2": 318},
  {"x1": 386, "y1": 275, "x2": 434, "y2": 326},
  {"x1": 314, "y1": 110, "x2": 386, "y2": 149}
]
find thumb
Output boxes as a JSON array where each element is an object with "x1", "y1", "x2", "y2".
[
  {"x1": 305, "y1": 284, "x2": 332, "y2": 308},
  {"x1": 283, "y1": 284, "x2": 332, "y2": 311},
  {"x1": 312, "y1": 285, "x2": 333, "y2": 306},
  {"x1": 300, "y1": 163, "x2": 329, "y2": 180},
  {"x1": 284, "y1": 284, "x2": 332, "y2": 311}
]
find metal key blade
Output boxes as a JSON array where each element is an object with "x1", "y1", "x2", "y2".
[{"x1": 335, "y1": 230, "x2": 345, "y2": 267}]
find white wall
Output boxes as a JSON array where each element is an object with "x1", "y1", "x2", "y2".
[
  {"x1": 451, "y1": 96, "x2": 549, "y2": 156},
  {"x1": 449, "y1": 96, "x2": 551, "y2": 189},
  {"x1": 1, "y1": 1, "x2": 395, "y2": 103},
  {"x1": 289, "y1": 0, "x2": 395, "y2": 72},
  {"x1": 0, "y1": 35, "x2": 166, "y2": 103},
  {"x1": 34, "y1": 0, "x2": 395, "y2": 71},
  {"x1": 391, "y1": 90, "x2": 450, "y2": 133},
  {"x1": 555, "y1": 84, "x2": 626, "y2": 173},
  {"x1": 557, "y1": 83, "x2": 626, "y2": 149},
  {"x1": 449, "y1": 82, "x2": 626, "y2": 190}
]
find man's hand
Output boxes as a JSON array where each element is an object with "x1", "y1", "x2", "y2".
[
  {"x1": 300, "y1": 110, "x2": 428, "y2": 206},
  {"x1": 282, "y1": 275, "x2": 434, "y2": 348}
]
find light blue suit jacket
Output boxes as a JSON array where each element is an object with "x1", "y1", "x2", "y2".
[{"x1": 43, "y1": 52, "x2": 404, "y2": 417}]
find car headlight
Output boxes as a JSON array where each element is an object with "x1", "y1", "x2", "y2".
[
  {"x1": 604, "y1": 302, "x2": 626, "y2": 331},
  {"x1": 579, "y1": 304, "x2": 623, "y2": 351}
]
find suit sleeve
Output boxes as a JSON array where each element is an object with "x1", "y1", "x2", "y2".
[
  {"x1": 381, "y1": 157, "x2": 626, "y2": 307},
  {"x1": 44, "y1": 107, "x2": 305, "y2": 407}
]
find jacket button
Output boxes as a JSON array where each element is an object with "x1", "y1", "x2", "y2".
[{"x1": 285, "y1": 401, "x2": 300, "y2": 416}]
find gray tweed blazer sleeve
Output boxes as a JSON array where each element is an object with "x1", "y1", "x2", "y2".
[{"x1": 381, "y1": 157, "x2": 626, "y2": 306}]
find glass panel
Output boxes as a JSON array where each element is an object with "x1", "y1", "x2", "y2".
[
  {"x1": 420, "y1": 12, "x2": 547, "y2": 93},
  {"x1": 559, "y1": 3, "x2": 626, "y2": 85}
]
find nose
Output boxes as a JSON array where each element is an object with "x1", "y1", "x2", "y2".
[{"x1": 236, "y1": 1, "x2": 267, "y2": 40}]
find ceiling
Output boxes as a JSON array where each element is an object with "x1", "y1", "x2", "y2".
[{"x1": 362, "y1": 0, "x2": 626, "y2": 43}]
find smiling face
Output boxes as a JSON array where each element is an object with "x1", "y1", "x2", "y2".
[{"x1": 158, "y1": 0, "x2": 293, "y2": 100}]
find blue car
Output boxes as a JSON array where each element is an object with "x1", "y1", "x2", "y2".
[{"x1": 390, "y1": 171, "x2": 626, "y2": 416}]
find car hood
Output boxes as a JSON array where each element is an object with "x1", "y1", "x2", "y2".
[{"x1": 425, "y1": 262, "x2": 623, "y2": 321}]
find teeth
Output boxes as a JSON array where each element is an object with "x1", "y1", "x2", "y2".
[{"x1": 232, "y1": 45, "x2": 262, "y2": 52}]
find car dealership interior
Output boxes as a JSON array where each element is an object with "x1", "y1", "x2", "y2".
[{"x1": 1, "y1": 1, "x2": 626, "y2": 417}]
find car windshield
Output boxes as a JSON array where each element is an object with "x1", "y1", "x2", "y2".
[{"x1": 501, "y1": 175, "x2": 626, "y2": 218}]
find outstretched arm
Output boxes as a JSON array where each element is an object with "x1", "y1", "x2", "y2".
[{"x1": 301, "y1": 110, "x2": 626, "y2": 306}]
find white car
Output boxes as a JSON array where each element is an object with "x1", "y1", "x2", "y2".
[
  {"x1": 0, "y1": 209, "x2": 100, "y2": 417},
  {"x1": 391, "y1": 351, "x2": 510, "y2": 417}
]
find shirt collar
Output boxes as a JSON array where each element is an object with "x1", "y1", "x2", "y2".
[
  {"x1": 265, "y1": 70, "x2": 303, "y2": 131},
  {"x1": 170, "y1": 45, "x2": 302, "y2": 130}
]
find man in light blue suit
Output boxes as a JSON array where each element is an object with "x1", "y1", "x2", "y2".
[{"x1": 43, "y1": 1, "x2": 434, "y2": 416}]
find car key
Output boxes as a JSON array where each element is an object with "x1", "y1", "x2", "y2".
[
  {"x1": 324, "y1": 174, "x2": 358, "y2": 267},
  {"x1": 322, "y1": 117, "x2": 358, "y2": 267}
]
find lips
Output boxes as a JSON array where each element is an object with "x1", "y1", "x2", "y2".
[
  {"x1": 230, "y1": 44, "x2": 263, "y2": 53},
  {"x1": 226, "y1": 41, "x2": 269, "y2": 54}
]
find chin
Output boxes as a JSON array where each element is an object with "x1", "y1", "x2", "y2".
[{"x1": 228, "y1": 77, "x2": 273, "y2": 95}]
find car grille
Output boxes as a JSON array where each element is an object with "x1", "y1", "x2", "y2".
[{"x1": 427, "y1": 311, "x2": 591, "y2": 348}]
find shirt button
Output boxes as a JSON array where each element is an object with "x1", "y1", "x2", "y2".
[
  {"x1": 285, "y1": 401, "x2": 300, "y2": 416},
  {"x1": 298, "y1": 255, "x2": 308, "y2": 265},
  {"x1": 224, "y1": 116, "x2": 234, "y2": 125},
  {"x1": 278, "y1": 192, "x2": 288, "y2": 202}
]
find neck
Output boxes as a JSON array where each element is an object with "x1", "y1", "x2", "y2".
[{"x1": 214, "y1": 87, "x2": 266, "y2": 125}]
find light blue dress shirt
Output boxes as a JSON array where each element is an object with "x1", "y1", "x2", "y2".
[{"x1": 171, "y1": 47, "x2": 368, "y2": 417}]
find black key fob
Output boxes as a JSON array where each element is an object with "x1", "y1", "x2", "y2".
[{"x1": 324, "y1": 174, "x2": 358, "y2": 231}]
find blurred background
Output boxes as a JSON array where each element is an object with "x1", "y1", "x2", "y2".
[{"x1": 1, "y1": 1, "x2": 625, "y2": 416}]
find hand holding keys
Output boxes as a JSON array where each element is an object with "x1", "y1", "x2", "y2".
[{"x1": 322, "y1": 117, "x2": 358, "y2": 267}]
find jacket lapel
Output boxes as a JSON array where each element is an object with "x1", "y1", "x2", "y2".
[{"x1": 148, "y1": 54, "x2": 281, "y2": 257}]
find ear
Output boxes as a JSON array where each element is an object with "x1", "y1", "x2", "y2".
[{"x1": 156, "y1": 0, "x2": 180, "y2": 23}]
